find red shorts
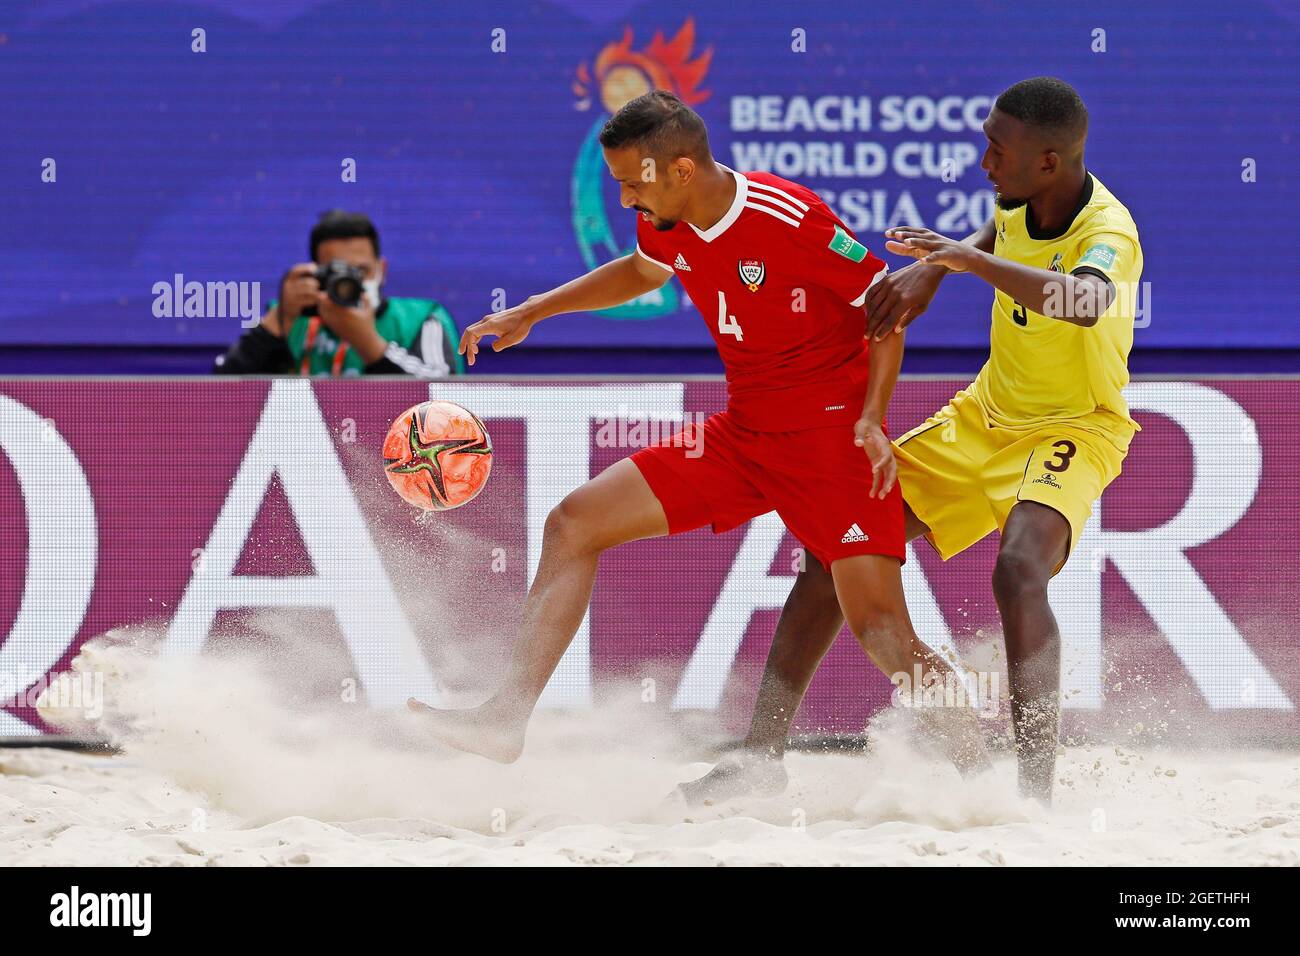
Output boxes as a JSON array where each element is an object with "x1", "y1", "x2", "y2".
[{"x1": 630, "y1": 411, "x2": 905, "y2": 570}]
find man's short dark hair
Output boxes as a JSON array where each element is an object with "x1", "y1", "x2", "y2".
[
  {"x1": 310, "y1": 210, "x2": 381, "y2": 260},
  {"x1": 598, "y1": 90, "x2": 711, "y2": 162},
  {"x1": 995, "y1": 77, "x2": 1088, "y2": 140}
]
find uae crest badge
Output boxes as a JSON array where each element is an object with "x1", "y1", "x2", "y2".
[{"x1": 738, "y1": 259, "x2": 766, "y2": 292}]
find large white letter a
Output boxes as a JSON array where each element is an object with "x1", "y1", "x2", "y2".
[{"x1": 163, "y1": 380, "x2": 442, "y2": 708}]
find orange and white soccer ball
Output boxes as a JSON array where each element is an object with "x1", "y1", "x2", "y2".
[{"x1": 383, "y1": 400, "x2": 492, "y2": 510}]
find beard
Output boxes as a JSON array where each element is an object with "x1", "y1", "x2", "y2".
[
  {"x1": 634, "y1": 206, "x2": 677, "y2": 231},
  {"x1": 995, "y1": 192, "x2": 1028, "y2": 211}
]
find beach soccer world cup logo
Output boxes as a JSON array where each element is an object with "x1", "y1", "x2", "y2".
[{"x1": 572, "y1": 19, "x2": 712, "y2": 319}]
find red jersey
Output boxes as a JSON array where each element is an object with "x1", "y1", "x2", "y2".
[{"x1": 635, "y1": 166, "x2": 887, "y2": 432}]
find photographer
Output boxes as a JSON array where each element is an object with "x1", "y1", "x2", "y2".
[{"x1": 214, "y1": 211, "x2": 464, "y2": 377}]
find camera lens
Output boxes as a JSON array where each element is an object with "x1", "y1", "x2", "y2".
[{"x1": 329, "y1": 276, "x2": 362, "y2": 306}]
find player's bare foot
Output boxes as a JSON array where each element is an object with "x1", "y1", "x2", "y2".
[
  {"x1": 676, "y1": 751, "x2": 788, "y2": 807},
  {"x1": 405, "y1": 698, "x2": 527, "y2": 763},
  {"x1": 912, "y1": 706, "x2": 994, "y2": 777}
]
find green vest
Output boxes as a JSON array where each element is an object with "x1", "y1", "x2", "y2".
[{"x1": 278, "y1": 297, "x2": 463, "y2": 376}]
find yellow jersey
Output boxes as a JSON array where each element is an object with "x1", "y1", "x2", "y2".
[{"x1": 972, "y1": 171, "x2": 1143, "y2": 449}]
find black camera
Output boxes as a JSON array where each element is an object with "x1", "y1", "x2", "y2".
[{"x1": 303, "y1": 259, "x2": 366, "y2": 313}]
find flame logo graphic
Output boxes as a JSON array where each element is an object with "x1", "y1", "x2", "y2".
[{"x1": 573, "y1": 18, "x2": 712, "y2": 112}]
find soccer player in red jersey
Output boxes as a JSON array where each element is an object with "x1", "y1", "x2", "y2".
[{"x1": 408, "y1": 91, "x2": 987, "y2": 780}]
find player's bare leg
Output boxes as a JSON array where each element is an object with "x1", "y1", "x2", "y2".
[
  {"x1": 740, "y1": 504, "x2": 935, "y2": 756},
  {"x1": 746, "y1": 563, "x2": 846, "y2": 758},
  {"x1": 680, "y1": 504, "x2": 946, "y2": 804},
  {"x1": 743, "y1": 502, "x2": 935, "y2": 754},
  {"x1": 407, "y1": 458, "x2": 668, "y2": 761},
  {"x1": 677, "y1": 563, "x2": 845, "y2": 804},
  {"x1": 830, "y1": 553, "x2": 992, "y2": 775},
  {"x1": 992, "y1": 501, "x2": 1070, "y2": 804}
]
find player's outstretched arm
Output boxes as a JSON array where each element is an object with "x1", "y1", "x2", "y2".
[
  {"x1": 854, "y1": 330, "x2": 906, "y2": 499},
  {"x1": 458, "y1": 254, "x2": 671, "y2": 365},
  {"x1": 885, "y1": 225, "x2": 1113, "y2": 328},
  {"x1": 864, "y1": 218, "x2": 995, "y2": 340}
]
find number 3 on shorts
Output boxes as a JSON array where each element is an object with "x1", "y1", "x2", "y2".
[
  {"x1": 1044, "y1": 439, "x2": 1077, "y2": 472},
  {"x1": 717, "y1": 291, "x2": 743, "y2": 341}
]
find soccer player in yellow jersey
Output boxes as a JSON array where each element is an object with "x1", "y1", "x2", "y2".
[{"x1": 682, "y1": 77, "x2": 1141, "y2": 806}]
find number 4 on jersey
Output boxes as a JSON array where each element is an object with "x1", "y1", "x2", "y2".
[{"x1": 717, "y1": 291, "x2": 743, "y2": 341}]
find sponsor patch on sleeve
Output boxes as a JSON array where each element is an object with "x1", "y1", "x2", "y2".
[
  {"x1": 828, "y1": 224, "x2": 868, "y2": 263},
  {"x1": 1076, "y1": 242, "x2": 1118, "y2": 271}
]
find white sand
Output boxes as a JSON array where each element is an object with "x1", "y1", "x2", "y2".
[
  {"x1": 4, "y1": 634, "x2": 1299, "y2": 867},
  {"x1": 3, "y1": 742, "x2": 1299, "y2": 866}
]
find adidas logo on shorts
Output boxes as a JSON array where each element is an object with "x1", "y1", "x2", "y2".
[
  {"x1": 674, "y1": 253, "x2": 691, "y2": 271},
  {"x1": 841, "y1": 523, "x2": 870, "y2": 543}
]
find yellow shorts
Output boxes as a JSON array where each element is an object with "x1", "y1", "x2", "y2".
[{"x1": 893, "y1": 387, "x2": 1130, "y2": 573}]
